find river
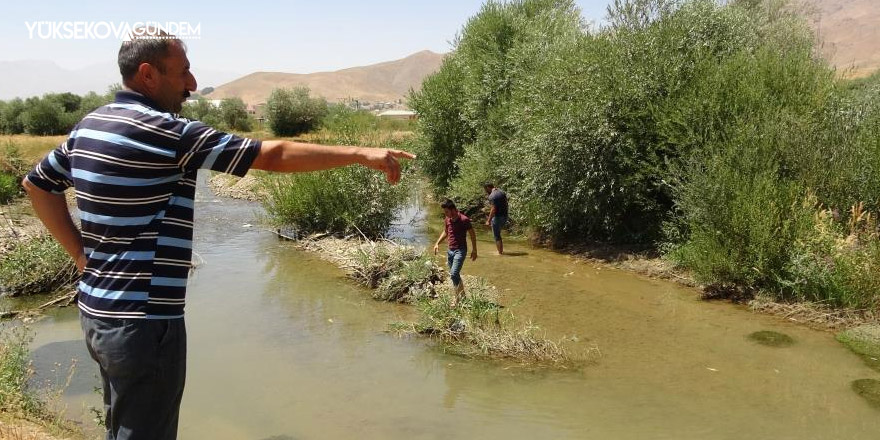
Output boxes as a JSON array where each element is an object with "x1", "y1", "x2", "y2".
[{"x1": 18, "y1": 179, "x2": 880, "y2": 439}]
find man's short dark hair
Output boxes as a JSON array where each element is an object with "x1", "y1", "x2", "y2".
[
  {"x1": 440, "y1": 199, "x2": 457, "y2": 210},
  {"x1": 118, "y1": 27, "x2": 184, "y2": 81},
  {"x1": 482, "y1": 181, "x2": 495, "y2": 189}
]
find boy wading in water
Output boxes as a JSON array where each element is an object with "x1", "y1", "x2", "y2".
[
  {"x1": 482, "y1": 182, "x2": 508, "y2": 255},
  {"x1": 433, "y1": 199, "x2": 477, "y2": 306}
]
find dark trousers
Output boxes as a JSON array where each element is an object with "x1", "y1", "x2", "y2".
[{"x1": 80, "y1": 314, "x2": 187, "y2": 440}]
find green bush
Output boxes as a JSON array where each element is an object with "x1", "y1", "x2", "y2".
[
  {"x1": 219, "y1": 97, "x2": 252, "y2": 132},
  {"x1": 0, "y1": 236, "x2": 78, "y2": 296},
  {"x1": 0, "y1": 326, "x2": 42, "y2": 415},
  {"x1": 0, "y1": 143, "x2": 29, "y2": 204},
  {"x1": 266, "y1": 87, "x2": 328, "y2": 137},
  {"x1": 410, "y1": 55, "x2": 474, "y2": 191},
  {"x1": 21, "y1": 99, "x2": 67, "y2": 136},
  {"x1": 0, "y1": 99, "x2": 26, "y2": 134},
  {"x1": 260, "y1": 119, "x2": 414, "y2": 237},
  {"x1": 322, "y1": 105, "x2": 377, "y2": 134},
  {"x1": 261, "y1": 164, "x2": 409, "y2": 238},
  {"x1": 0, "y1": 172, "x2": 19, "y2": 204},
  {"x1": 782, "y1": 204, "x2": 880, "y2": 308},
  {"x1": 180, "y1": 96, "x2": 222, "y2": 127}
]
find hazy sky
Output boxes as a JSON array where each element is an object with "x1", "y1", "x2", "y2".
[{"x1": 0, "y1": 0, "x2": 611, "y2": 76}]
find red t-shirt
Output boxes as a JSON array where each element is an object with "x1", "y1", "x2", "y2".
[{"x1": 445, "y1": 212, "x2": 472, "y2": 250}]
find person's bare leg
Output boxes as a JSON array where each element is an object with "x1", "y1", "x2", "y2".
[
  {"x1": 452, "y1": 282, "x2": 465, "y2": 307},
  {"x1": 495, "y1": 240, "x2": 504, "y2": 255}
]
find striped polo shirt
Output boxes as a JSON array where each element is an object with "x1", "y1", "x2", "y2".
[{"x1": 25, "y1": 90, "x2": 261, "y2": 319}]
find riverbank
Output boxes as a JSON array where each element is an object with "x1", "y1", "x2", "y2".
[{"x1": 566, "y1": 243, "x2": 879, "y2": 331}]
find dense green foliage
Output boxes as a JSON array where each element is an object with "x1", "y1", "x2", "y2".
[
  {"x1": 180, "y1": 96, "x2": 223, "y2": 127},
  {"x1": 0, "y1": 236, "x2": 77, "y2": 296},
  {"x1": 179, "y1": 96, "x2": 256, "y2": 131},
  {"x1": 260, "y1": 112, "x2": 414, "y2": 238},
  {"x1": 266, "y1": 87, "x2": 329, "y2": 136},
  {"x1": 412, "y1": 0, "x2": 880, "y2": 307},
  {"x1": 0, "y1": 172, "x2": 18, "y2": 204},
  {"x1": 219, "y1": 97, "x2": 252, "y2": 131},
  {"x1": 0, "y1": 143, "x2": 29, "y2": 204},
  {"x1": 0, "y1": 89, "x2": 116, "y2": 135}
]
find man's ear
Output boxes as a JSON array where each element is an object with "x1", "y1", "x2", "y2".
[{"x1": 137, "y1": 63, "x2": 159, "y2": 91}]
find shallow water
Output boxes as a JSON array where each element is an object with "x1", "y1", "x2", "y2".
[{"x1": 21, "y1": 180, "x2": 880, "y2": 439}]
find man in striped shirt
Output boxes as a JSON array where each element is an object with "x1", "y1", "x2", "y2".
[{"x1": 23, "y1": 29, "x2": 413, "y2": 440}]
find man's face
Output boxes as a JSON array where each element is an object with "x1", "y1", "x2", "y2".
[
  {"x1": 154, "y1": 42, "x2": 197, "y2": 113},
  {"x1": 443, "y1": 207, "x2": 457, "y2": 218},
  {"x1": 483, "y1": 186, "x2": 492, "y2": 195}
]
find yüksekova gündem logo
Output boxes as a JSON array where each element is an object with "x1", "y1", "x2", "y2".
[{"x1": 24, "y1": 21, "x2": 201, "y2": 40}]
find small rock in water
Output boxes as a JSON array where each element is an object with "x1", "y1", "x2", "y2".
[
  {"x1": 852, "y1": 379, "x2": 880, "y2": 409},
  {"x1": 242, "y1": 224, "x2": 253, "y2": 228},
  {"x1": 748, "y1": 330, "x2": 795, "y2": 347}
]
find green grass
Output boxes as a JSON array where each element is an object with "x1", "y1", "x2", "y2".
[
  {"x1": 0, "y1": 326, "x2": 42, "y2": 415},
  {"x1": 0, "y1": 136, "x2": 64, "y2": 165},
  {"x1": 0, "y1": 325, "x2": 84, "y2": 438},
  {"x1": 0, "y1": 172, "x2": 19, "y2": 204},
  {"x1": 837, "y1": 325, "x2": 880, "y2": 372}
]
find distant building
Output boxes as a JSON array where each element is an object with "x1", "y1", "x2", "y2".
[
  {"x1": 184, "y1": 99, "x2": 224, "y2": 108},
  {"x1": 248, "y1": 103, "x2": 267, "y2": 119},
  {"x1": 377, "y1": 109, "x2": 417, "y2": 120}
]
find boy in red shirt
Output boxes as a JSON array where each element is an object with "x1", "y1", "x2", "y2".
[{"x1": 433, "y1": 199, "x2": 478, "y2": 306}]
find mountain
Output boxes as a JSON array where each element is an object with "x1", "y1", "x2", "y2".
[
  {"x1": 806, "y1": 0, "x2": 880, "y2": 76},
  {"x1": 205, "y1": 50, "x2": 445, "y2": 106},
  {"x1": 0, "y1": 60, "x2": 119, "y2": 100},
  {"x1": 0, "y1": 60, "x2": 243, "y2": 101}
]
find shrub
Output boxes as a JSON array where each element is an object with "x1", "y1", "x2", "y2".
[
  {"x1": 261, "y1": 164, "x2": 409, "y2": 238},
  {"x1": 219, "y1": 97, "x2": 252, "y2": 131},
  {"x1": 266, "y1": 87, "x2": 328, "y2": 136},
  {"x1": 322, "y1": 105, "x2": 378, "y2": 134},
  {"x1": 0, "y1": 326, "x2": 42, "y2": 415},
  {"x1": 409, "y1": 55, "x2": 474, "y2": 191},
  {"x1": 180, "y1": 96, "x2": 222, "y2": 127},
  {"x1": 0, "y1": 99, "x2": 25, "y2": 134},
  {"x1": 0, "y1": 173, "x2": 18, "y2": 204},
  {"x1": 0, "y1": 143, "x2": 30, "y2": 204},
  {"x1": 21, "y1": 99, "x2": 67, "y2": 136},
  {"x1": 783, "y1": 203, "x2": 880, "y2": 308},
  {"x1": 0, "y1": 236, "x2": 78, "y2": 296}
]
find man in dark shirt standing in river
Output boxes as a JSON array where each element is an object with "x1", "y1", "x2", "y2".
[
  {"x1": 22, "y1": 27, "x2": 413, "y2": 440},
  {"x1": 483, "y1": 182, "x2": 508, "y2": 255},
  {"x1": 433, "y1": 199, "x2": 477, "y2": 306}
]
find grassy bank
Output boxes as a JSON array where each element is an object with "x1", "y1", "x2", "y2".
[{"x1": 0, "y1": 325, "x2": 83, "y2": 439}]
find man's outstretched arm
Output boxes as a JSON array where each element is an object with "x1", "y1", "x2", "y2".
[
  {"x1": 22, "y1": 179, "x2": 86, "y2": 273},
  {"x1": 250, "y1": 140, "x2": 415, "y2": 184}
]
